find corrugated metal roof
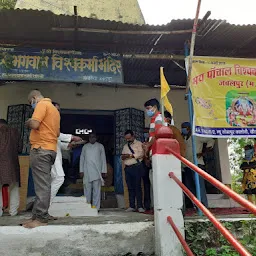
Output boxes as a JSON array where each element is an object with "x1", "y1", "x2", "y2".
[{"x1": 0, "y1": 8, "x2": 255, "y2": 86}]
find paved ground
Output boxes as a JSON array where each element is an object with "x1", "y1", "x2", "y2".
[
  {"x1": 0, "y1": 209, "x2": 154, "y2": 226},
  {"x1": 1, "y1": 208, "x2": 255, "y2": 226}
]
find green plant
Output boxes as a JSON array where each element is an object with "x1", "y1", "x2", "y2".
[
  {"x1": 185, "y1": 220, "x2": 256, "y2": 256},
  {"x1": 205, "y1": 248, "x2": 217, "y2": 256}
]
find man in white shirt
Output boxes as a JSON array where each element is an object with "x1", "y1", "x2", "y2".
[
  {"x1": 80, "y1": 133, "x2": 107, "y2": 210},
  {"x1": 51, "y1": 103, "x2": 82, "y2": 208},
  {"x1": 181, "y1": 122, "x2": 215, "y2": 208},
  {"x1": 122, "y1": 130, "x2": 145, "y2": 213}
]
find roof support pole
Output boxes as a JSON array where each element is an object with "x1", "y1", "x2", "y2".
[
  {"x1": 185, "y1": 0, "x2": 202, "y2": 93},
  {"x1": 184, "y1": 0, "x2": 203, "y2": 216},
  {"x1": 73, "y1": 6, "x2": 78, "y2": 50}
]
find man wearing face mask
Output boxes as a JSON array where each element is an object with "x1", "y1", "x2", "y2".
[
  {"x1": 181, "y1": 122, "x2": 215, "y2": 208},
  {"x1": 80, "y1": 133, "x2": 107, "y2": 210},
  {"x1": 122, "y1": 130, "x2": 145, "y2": 213},
  {"x1": 143, "y1": 99, "x2": 167, "y2": 154},
  {"x1": 143, "y1": 99, "x2": 167, "y2": 208},
  {"x1": 23, "y1": 90, "x2": 60, "y2": 228}
]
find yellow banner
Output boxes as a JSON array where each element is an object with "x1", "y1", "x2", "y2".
[{"x1": 190, "y1": 56, "x2": 256, "y2": 137}]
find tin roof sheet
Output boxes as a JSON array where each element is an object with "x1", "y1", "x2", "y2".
[{"x1": 0, "y1": 8, "x2": 255, "y2": 86}]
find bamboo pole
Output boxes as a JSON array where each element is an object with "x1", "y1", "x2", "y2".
[
  {"x1": 184, "y1": 0, "x2": 203, "y2": 216},
  {"x1": 52, "y1": 27, "x2": 193, "y2": 35},
  {"x1": 73, "y1": 6, "x2": 78, "y2": 50},
  {"x1": 185, "y1": 0, "x2": 202, "y2": 93}
]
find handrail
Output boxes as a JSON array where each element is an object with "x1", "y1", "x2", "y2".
[
  {"x1": 166, "y1": 146, "x2": 256, "y2": 215},
  {"x1": 169, "y1": 172, "x2": 252, "y2": 256},
  {"x1": 167, "y1": 216, "x2": 195, "y2": 256}
]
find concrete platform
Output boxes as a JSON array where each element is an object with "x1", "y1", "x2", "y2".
[
  {"x1": 207, "y1": 194, "x2": 245, "y2": 208},
  {"x1": 0, "y1": 210, "x2": 154, "y2": 256},
  {"x1": 0, "y1": 209, "x2": 254, "y2": 256},
  {"x1": 48, "y1": 196, "x2": 98, "y2": 217},
  {"x1": 0, "y1": 209, "x2": 154, "y2": 227}
]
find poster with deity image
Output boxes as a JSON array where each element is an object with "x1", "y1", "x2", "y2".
[{"x1": 190, "y1": 56, "x2": 256, "y2": 138}]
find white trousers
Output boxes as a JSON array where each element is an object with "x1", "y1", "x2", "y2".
[
  {"x1": 84, "y1": 179, "x2": 101, "y2": 210},
  {"x1": 0, "y1": 183, "x2": 20, "y2": 216},
  {"x1": 149, "y1": 169, "x2": 154, "y2": 208},
  {"x1": 50, "y1": 175, "x2": 64, "y2": 205}
]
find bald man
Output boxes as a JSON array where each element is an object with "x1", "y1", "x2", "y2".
[{"x1": 23, "y1": 90, "x2": 60, "y2": 228}]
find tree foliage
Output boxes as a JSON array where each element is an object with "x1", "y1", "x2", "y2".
[{"x1": 0, "y1": 0, "x2": 16, "y2": 9}]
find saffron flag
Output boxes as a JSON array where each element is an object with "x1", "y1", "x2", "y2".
[{"x1": 160, "y1": 67, "x2": 173, "y2": 116}]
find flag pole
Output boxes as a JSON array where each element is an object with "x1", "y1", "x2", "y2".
[
  {"x1": 161, "y1": 98, "x2": 165, "y2": 125},
  {"x1": 185, "y1": 0, "x2": 202, "y2": 94},
  {"x1": 160, "y1": 66, "x2": 165, "y2": 125}
]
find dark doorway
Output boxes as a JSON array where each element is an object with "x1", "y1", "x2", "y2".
[{"x1": 58, "y1": 110, "x2": 116, "y2": 208}]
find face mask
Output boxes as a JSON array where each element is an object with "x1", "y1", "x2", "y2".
[
  {"x1": 182, "y1": 128, "x2": 188, "y2": 135},
  {"x1": 146, "y1": 109, "x2": 155, "y2": 117},
  {"x1": 31, "y1": 100, "x2": 37, "y2": 109},
  {"x1": 245, "y1": 148, "x2": 254, "y2": 161}
]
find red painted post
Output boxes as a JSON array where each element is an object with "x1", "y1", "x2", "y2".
[
  {"x1": 169, "y1": 172, "x2": 252, "y2": 256},
  {"x1": 166, "y1": 146, "x2": 256, "y2": 216},
  {"x1": 167, "y1": 216, "x2": 195, "y2": 256}
]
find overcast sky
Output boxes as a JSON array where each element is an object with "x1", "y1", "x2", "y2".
[{"x1": 138, "y1": 0, "x2": 256, "y2": 25}]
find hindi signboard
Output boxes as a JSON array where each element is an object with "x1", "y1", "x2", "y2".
[
  {"x1": 0, "y1": 47, "x2": 123, "y2": 84},
  {"x1": 190, "y1": 56, "x2": 256, "y2": 138}
]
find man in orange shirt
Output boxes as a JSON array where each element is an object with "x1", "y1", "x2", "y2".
[
  {"x1": 23, "y1": 90, "x2": 60, "y2": 228},
  {"x1": 164, "y1": 111, "x2": 186, "y2": 157}
]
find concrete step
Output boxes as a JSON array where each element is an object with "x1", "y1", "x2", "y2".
[
  {"x1": 0, "y1": 211, "x2": 154, "y2": 256},
  {"x1": 0, "y1": 210, "x2": 254, "y2": 256},
  {"x1": 207, "y1": 194, "x2": 246, "y2": 208},
  {"x1": 49, "y1": 196, "x2": 98, "y2": 217}
]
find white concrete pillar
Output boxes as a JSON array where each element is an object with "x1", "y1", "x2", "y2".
[
  {"x1": 152, "y1": 129, "x2": 184, "y2": 256},
  {"x1": 217, "y1": 139, "x2": 232, "y2": 185}
]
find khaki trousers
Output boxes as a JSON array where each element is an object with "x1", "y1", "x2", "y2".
[{"x1": 30, "y1": 148, "x2": 56, "y2": 223}]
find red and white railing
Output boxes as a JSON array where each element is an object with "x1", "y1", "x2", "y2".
[{"x1": 166, "y1": 146, "x2": 256, "y2": 256}]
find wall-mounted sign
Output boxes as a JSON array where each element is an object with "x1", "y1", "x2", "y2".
[
  {"x1": 75, "y1": 129, "x2": 93, "y2": 135},
  {"x1": 0, "y1": 47, "x2": 123, "y2": 84}
]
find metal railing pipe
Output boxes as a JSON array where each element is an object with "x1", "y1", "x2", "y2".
[
  {"x1": 166, "y1": 146, "x2": 256, "y2": 215},
  {"x1": 169, "y1": 172, "x2": 252, "y2": 256},
  {"x1": 167, "y1": 216, "x2": 195, "y2": 256}
]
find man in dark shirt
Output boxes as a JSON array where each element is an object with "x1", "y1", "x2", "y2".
[{"x1": 0, "y1": 119, "x2": 20, "y2": 217}]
